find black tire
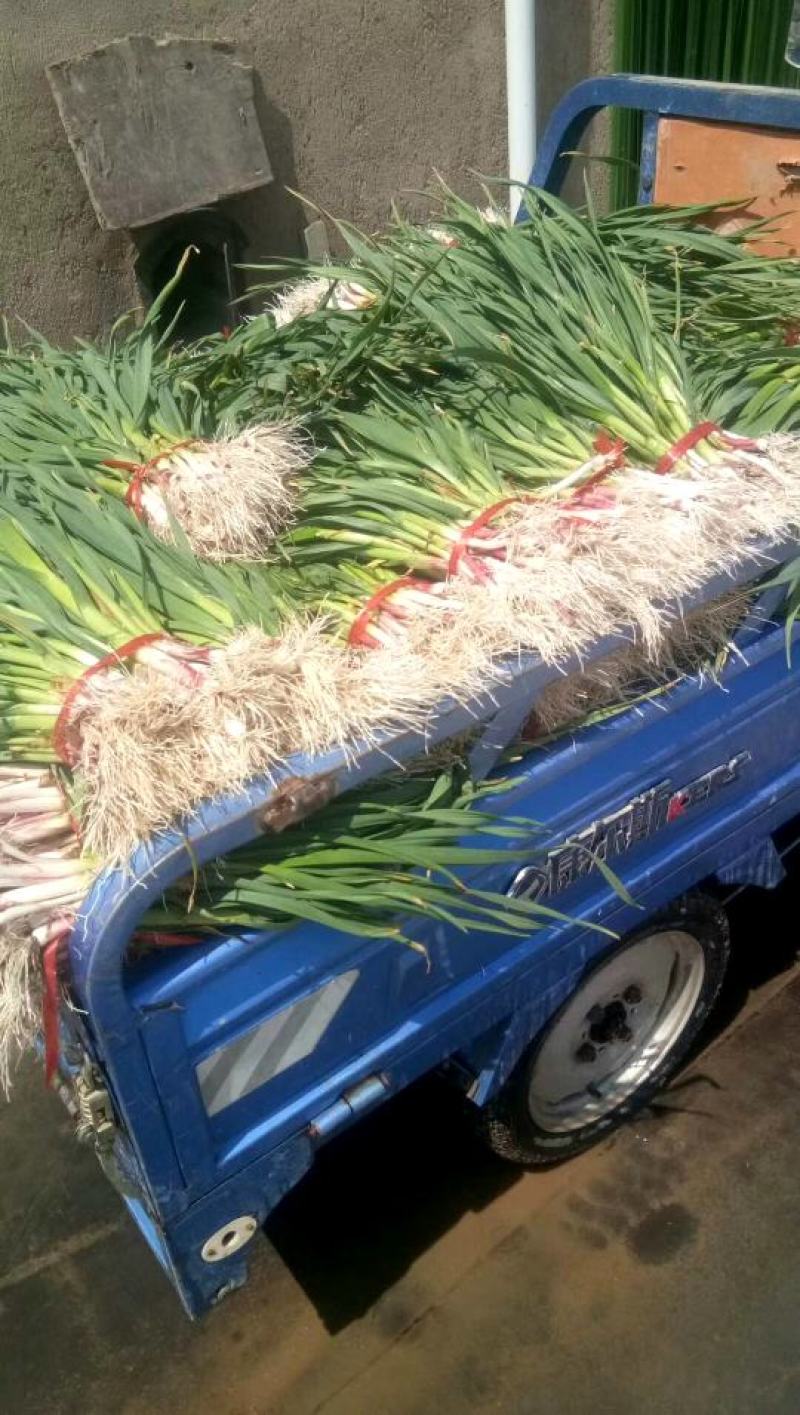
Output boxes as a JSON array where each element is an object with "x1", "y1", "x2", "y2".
[{"x1": 474, "y1": 893, "x2": 729, "y2": 1167}]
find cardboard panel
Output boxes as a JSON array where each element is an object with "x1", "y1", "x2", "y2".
[{"x1": 654, "y1": 116, "x2": 800, "y2": 257}]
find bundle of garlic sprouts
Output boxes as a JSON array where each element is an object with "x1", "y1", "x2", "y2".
[{"x1": 0, "y1": 259, "x2": 311, "y2": 561}]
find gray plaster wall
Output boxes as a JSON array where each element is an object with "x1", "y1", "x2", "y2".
[{"x1": 0, "y1": 2, "x2": 610, "y2": 343}]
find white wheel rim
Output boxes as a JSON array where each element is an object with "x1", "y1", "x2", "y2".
[{"x1": 528, "y1": 930, "x2": 706, "y2": 1134}]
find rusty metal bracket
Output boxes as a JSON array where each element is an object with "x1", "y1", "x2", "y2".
[{"x1": 258, "y1": 772, "x2": 339, "y2": 834}]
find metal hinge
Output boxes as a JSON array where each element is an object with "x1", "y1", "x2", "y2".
[
  {"x1": 308, "y1": 1073, "x2": 391, "y2": 1141},
  {"x1": 74, "y1": 1060, "x2": 117, "y2": 1152}
]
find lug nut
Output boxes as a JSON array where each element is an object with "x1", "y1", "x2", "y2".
[{"x1": 575, "y1": 1042, "x2": 597, "y2": 1063}]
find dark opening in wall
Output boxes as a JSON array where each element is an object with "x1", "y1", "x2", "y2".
[{"x1": 135, "y1": 209, "x2": 247, "y2": 342}]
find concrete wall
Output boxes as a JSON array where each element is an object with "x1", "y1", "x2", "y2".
[
  {"x1": 538, "y1": 0, "x2": 615, "y2": 205},
  {"x1": 0, "y1": 1, "x2": 609, "y2": 343}
]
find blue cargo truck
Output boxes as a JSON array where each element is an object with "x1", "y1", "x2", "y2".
[{"x1": 48, "y1": 77, "x2": 800, "y2": 1315}]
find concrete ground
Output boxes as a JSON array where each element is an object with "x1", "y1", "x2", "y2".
[{"x1": 1, "y1": 878, "x2": 799, "y2": 1415}]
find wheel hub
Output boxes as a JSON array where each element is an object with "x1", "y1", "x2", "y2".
[
  {"x1": 527, "y1": 930, "x2": 706, "y2": 1133},
  {"x1": 583, "y1": 996, "x2": 636, "y2": 1049}
]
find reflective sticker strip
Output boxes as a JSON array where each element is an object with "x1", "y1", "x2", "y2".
[{"x1": 196, "y1": 970, "x2": 359, "y2": 1117}]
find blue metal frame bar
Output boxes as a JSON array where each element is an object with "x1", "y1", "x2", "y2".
[
  {"x1": 524, "y1": 73, "x2": 800, "y2": 203},
  {"x1": 637, "y1": 108, "x2": 661, "y2": 204}
]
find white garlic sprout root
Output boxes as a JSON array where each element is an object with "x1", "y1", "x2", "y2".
[
  {"x1": 139, "y1": 424, "x2": 312, "y2": 561},
  {"x1": 270, "y1": 277, "x2": 376, "y2": 328}
]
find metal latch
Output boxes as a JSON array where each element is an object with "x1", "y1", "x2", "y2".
[{"x1": 75, "y1": 1060, "x2": 117, "y2": 1151}]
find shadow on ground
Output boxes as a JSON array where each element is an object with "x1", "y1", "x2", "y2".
[
  {"x1": 264, "y1": 854, "x2": 800, "y2": 1333},
  {"x1": 266, "y1": 1071, "x2": 518, "y2": 1333}
]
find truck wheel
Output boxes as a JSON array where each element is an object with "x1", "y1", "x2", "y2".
[{"x1": 475, "y1": 894, "x2": 729, "y2": 1167}]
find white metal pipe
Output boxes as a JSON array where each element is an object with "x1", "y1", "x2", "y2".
[{"x1": 504, "y1": 0, "x2": 537, "y2": 217}]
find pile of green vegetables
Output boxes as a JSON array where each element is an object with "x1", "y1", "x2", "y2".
[{"x1": 1, "y1": 185, "x2": 800, "y2": 1082}]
